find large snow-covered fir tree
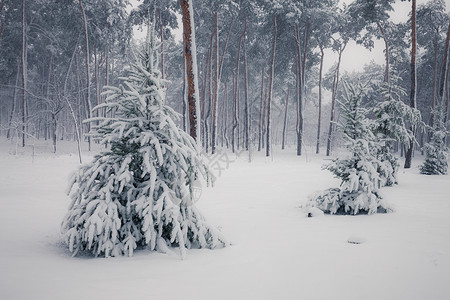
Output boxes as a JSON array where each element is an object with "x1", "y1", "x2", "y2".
[
  {"x1": 307, "y1": 83, "x2": 390, "y2": 215},
  {"x1": 371, "y1": 80, "x2": 422, "y2": 186},
  {"x1": 420, "y1": 101, "x2": 448, "y2": 175},
  {"x1": 61, "y1": 22, "x2": 226, "y2": 257}
]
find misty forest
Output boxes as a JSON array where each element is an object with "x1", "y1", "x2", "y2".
[{"x1": 0, "y1": 0, "x2": 449, "y2": 299}]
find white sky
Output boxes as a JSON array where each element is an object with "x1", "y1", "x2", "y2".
[{"x1": 334, "y1": 0, "x2": 450, "y2": 73}]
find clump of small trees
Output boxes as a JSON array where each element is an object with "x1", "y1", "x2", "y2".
[{"x1": 307, "y1": 82, "x2": 422, "y2": 215}]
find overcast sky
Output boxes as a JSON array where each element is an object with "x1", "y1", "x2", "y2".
[{"x1": 129, "y1": 0, "x2": 450, "y2": 74}]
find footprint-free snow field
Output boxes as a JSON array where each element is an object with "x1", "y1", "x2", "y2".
[{"x1": 1, "y1": 144, "x2": 449, "y2": 300}]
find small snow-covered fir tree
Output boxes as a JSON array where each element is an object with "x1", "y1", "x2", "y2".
[
  {"x1": 371, "y1": 79, "x2": 423, "y2": 186},
  {"x1": 420, "y1": 101, "x2": 448, "y2": 175},
  {"x1": 61, "y1": 22, "x2": 226, "y2": 257},
  {"x1": 307, "y1": 82, "x2": 390, "y2": 215}
]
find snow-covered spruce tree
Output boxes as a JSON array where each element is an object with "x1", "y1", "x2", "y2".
[
  {"x1": 307, "y1": 82, "x2": 390, "y2": 215},
  {"x1": 420, "y1": 101, "x2": 448, "y2": 175},
  {"x1": 61, "y1": 24, "x2": 226, "y2": 257},
  {"x1": 371, "y1": 79, "x2": 423, "y2": 186}
]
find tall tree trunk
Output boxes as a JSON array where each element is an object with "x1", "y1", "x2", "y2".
[
  {"x1": 294, "y1": 24, "x2": 303, "y2": 156},
  {"x1": 326, "y1": 43, "x2": 346, "y2": 156},
  {"x1": 203, "y1": 33, "x2": 214, "y2": 152},
  {"x1": 182, "y1": 53, "x2": 187, "y2": 132},
  {"x1": 64, "y1": 42, "x2": 83, "y2": 163},
  {"x1": 224, "y1": 81, "x2": 229, "y2": 148},
  {"x1": 0, "y1": 0, "x2": 6, "y2": 44},
  {"x1": 376, "y1": 21, "x2": 390, "y2": 83},
  {"x1": 430, "y1": 35, "x2": 438, "y2": 128},
  {"x1": 7, "y1": 61, "x2": 20, "y2": 139},
  {"x1": 94, "y1": 45, "x2": 100, "y2": 118},
  {"x1": 232, "y1": 23, "x2": 246, "y2": 153},
  {"x1": 258, "y1": 66, "x2": 264, "y2": 152},
  {"x1": 439, "y1": 22, "x2": 450, "y2": 102},
  {"x1": 242, "y1": 20, "x2": 249, "y2": 151},
  {"x1": 79, "y1": 0, "x2": 92, "y2": 151},
  {"x1": 232, "y1": 71, "x2": 237, "y2": 152},
  {"x1": 21, "y1": 0, "x2": 26, "y2": 147},
  {"x1": 446, "y1": 55, "x2": 449, "y2": 126},
  {"x1": 404, "y1": 0, "x2": 417, "y2": 169},
  {"x1": 52, "y1": 113, "x2": 57, "y2": 153},
  {"x1": 266, "y1": 16, "x2": 277, "y2": 157},
  {"x1": 180, "y1": 0, "x2": 200, "y2": 142},
  {"x1": 158, "y1": 5, "x2": 164, "y2": 80},
  {"x1": 316, "y1": 44, "x2": 324, "y2": 154},
  {"x1": 211, "y1": 12, "x2": 219, "y2": 154},
  {"x1": 281, "y1": 88, "x2": 289, "y2": 150},
  {"x1": 441, "y1": 22, "x2": 450, "y2": 124}
]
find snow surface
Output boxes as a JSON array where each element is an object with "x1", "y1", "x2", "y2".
[{"x1": 0, "y1": 139, "x2": 449, "y2": 300}]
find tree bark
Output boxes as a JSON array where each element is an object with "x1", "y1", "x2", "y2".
[
  {"x1": 0, "y1": 0, "x2": 7, "y2": 45},
  {"x1": 158, "y1": 5, "x2": 164, "y2": 80},
  {"x1": 242, "y1": 20, "x2": 249, "y2": 151},
  {"x1": 316, "y1": 44, "x2": 324, "y2": 154},
  {"x1": 439, "y1": 22, "x2": 450, "y2": 101},
  {"x1": 266, "y1": 16, "x2": 277, "y2": 157},
  {"x1": 258, "y1": 66, "x2": 264, "y2": 152},
  {"x1": 211, "y1": 12, "x2": 219, "y2": 154},
  {"x1": 294, "y1": 24, "x2": 303, "y2": 156},
  {"x1": 7, "y1": 61, "x2": 20, "y2": 139},
  {"x1": 404, "y1": 0, "x2": 417, "y2": 169},
  {"x1": 326, "y1": 42, "x2": 346, "y2": 156},
  {"x1": 281, "y1": 88, "x2": 289, "y2": 150},
  {"x1": 232, "y1": 23, "x2": 246, "y2": 153},
  {"x1": 430, "y1": 34, "x2": 438, "y2": 128},
  {"x1": 21, "y1": 0, "x2": 27, "y2": 147},
  {"x1": 180, "y1": 0, "x2": 200, "y2": 143},
  {"x1": 79, "y1": 0, "x2": 92, "y2": 151},
  {"x1": 376, "y1": 21, "x2": 390, "y2": 83}
]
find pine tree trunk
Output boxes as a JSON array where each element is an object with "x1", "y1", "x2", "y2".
[
  {"x1": 326, "y1": 44, "x2": 345, "y2": 156},
  {"x1": 211, "y1": 12, "x2": 219, "y2": 154},
  {"x1": 281, "y1": 88, "x2": 289, "y2": 150},
  {"x1": 204, "y1": 32, "x2": 214, "y2": 153},
  {"x1": 439, "y1": 22, "x2": 450, "y2": 102},
  {"x1": 232, "y1": 23, "x2": 246, "y2": 153},
  {"x1": 79, "y1": 0, "x2": 92, "y2": 151},
  {"x1": 7, "y1": 62, "x2": 20, "y2": 139},
  {"x1": 224, "y1": 81, "x2": 229, "y2": 148},
  {"x1": 64, "y1": 43, "x2": 83, "y2": 164},
  {"x1": 430, "y1": 35, "x2": 438, "y2": 128},
  {"x1": 158, "y1": 5, "x2": 164, "y2": 80},
  {"x1": 182, "y1": 55, "x2": 187, "y2": 132},
  {"x1": 316, "y1": 44, "x2": 324, "y2": 154},
  {"x1": 442, "y1": 22, "x2": 450, "y2": 126},
  {"x1": 180, "y1": 0, "x2": 200, "y2": 143},
  {"x1": 294, "y1": 24, "x2": 304, "y2": 156},
  {"x1": 243, "y1": 21, "x2": 249, "y2": 151},
  {"x1": 21, "y1": 0, "x2": 27, "y2": 147},
  {"x1": 52, "y1": 113, "x2": 57, "y2": 153},
  {"x1": 258, "y1": 67, "x2": 264, "y2": 152},
  {"x1": 266, "y1": 16, "x2": 277, "y2": 157},
  {"x1": 404, "y1": 0, "x2": 417, "y2": 169},
  {"x1": 0, "y1": 0, "x2": 6, "y2": 44},
  {"x1": 376, "y1": 21, "x2": 390, "y2": 83},
  {"x1": 94, "y1": 45, "x2": 100, "y2": 118}
]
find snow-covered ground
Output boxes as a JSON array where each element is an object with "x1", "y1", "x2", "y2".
[{"x1": 1, "y1": 139, "x2": 449, "y2": 300}]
